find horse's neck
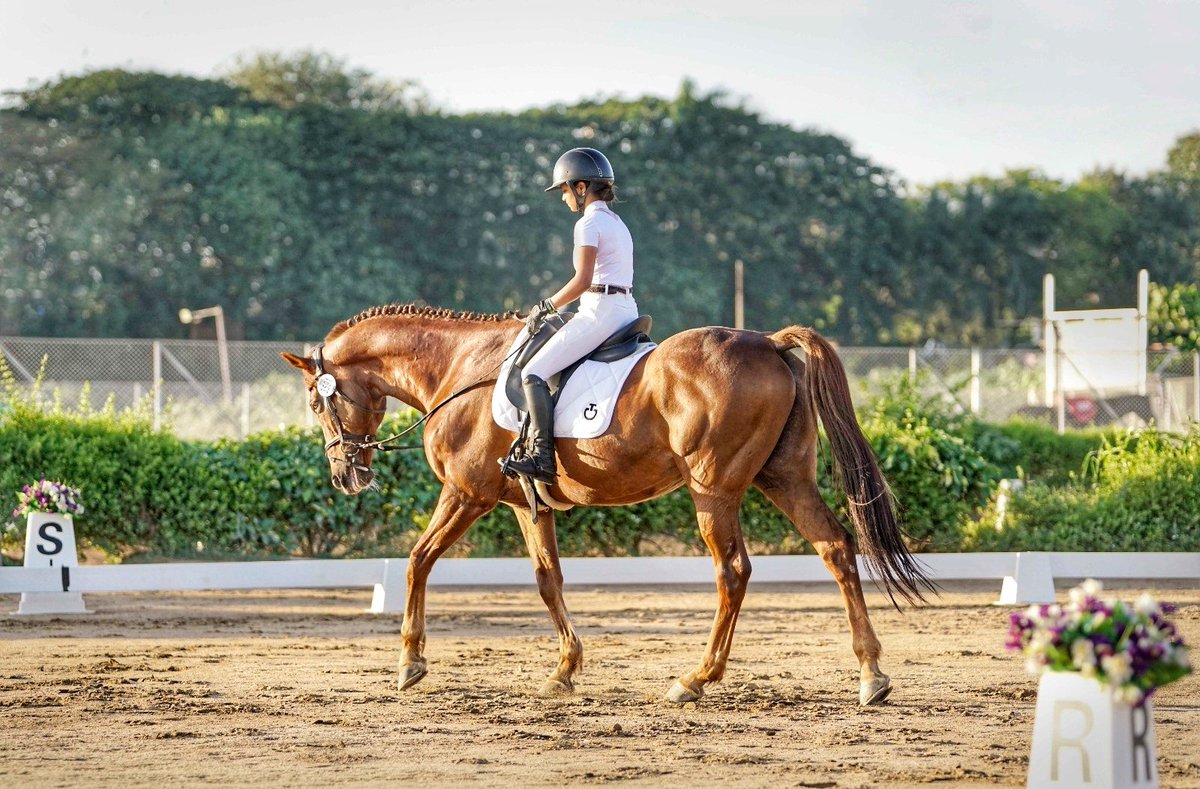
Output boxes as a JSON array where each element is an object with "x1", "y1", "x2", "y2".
[{"x1": 333, "y1": 316, "x2": 515, "y2": 413}]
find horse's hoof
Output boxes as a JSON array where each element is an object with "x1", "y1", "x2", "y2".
[
  {"x1": 860, "y1": 675, "x2": 892, "y2": 706},
  {"x1": 539, "y1": 679, "x2": 574, "y2": 696},
  {"x1": 665, "y1": 680, "x2": 704, "y2": 704},
  {"x1": 398, "y1": 662, "x2": 428, "y2": 691}
]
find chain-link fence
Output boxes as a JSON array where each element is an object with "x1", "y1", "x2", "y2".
[
  {"x1": 3, "y1": 336, "x2": 1197, "y2": 439},
  {"x1": 0, "y1": 337, "x2": 317, "y2": 440}
]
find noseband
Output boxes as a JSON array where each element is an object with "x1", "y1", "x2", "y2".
[{"x1": 311, "y1": 343, "x2": 387, "y2": 473}]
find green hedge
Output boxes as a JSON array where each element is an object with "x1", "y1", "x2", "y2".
[
  {"x1": 0, "y1": 410, "x2": 999, "y2": 561},
  {"x1": 3, "y1": 374, "x2": 1186, "y2": 562},
  {"x1": 970, "y1": 418, "x2": 1115, "y2": 486},
  {"x1": 966, "y1": 428, "x2": 1200, "y2": 552}
]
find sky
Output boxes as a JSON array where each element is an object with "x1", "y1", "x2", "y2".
[{"x1": 2, "y1": 0, "x2": 1197, "y2": 186}]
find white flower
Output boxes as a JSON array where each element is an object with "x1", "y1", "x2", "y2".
[
  {"x1": 1080, "y1": 578, "x2": 1103, "y2": 598},
  {"x1": 1134, "y1": 593, "x2": 1159, "y2": 617},
  {"x1": 1025, "y1": 657, "x2": 1045, "y2": 675},
  {"x1": 1101, "y1": 653, "x2": 1133, "y2": 686},
  {"x1": 1071, "y1": 639, "x2": 1096, "y2": 670},
  {"x1": 1029, "y1": 631, "x2": 1054, "y2": 654}
]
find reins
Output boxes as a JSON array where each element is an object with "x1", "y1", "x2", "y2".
[{"x1": 312, "y1": 331, "x2": 532, "y2": 457}]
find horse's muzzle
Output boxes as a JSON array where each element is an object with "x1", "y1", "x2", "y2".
[{"x1": 330, "y1": 460, "x2": 374, "y2": 494}]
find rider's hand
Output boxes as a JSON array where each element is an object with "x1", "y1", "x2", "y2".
[{"x1": 525, "y1": 299, "x2": 556, "y2": 334}]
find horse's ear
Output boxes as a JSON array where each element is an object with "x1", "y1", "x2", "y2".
[{"x1": 280, "y1": 352, "x2": 317, "y2": 375}]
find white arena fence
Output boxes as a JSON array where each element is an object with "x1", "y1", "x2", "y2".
[
  {"x1": 3, "y1": 552, "x2": 1199, "y2": 614},
  {"x1": 3, "y1": 336, "x2": 1198, "y2": 439}
]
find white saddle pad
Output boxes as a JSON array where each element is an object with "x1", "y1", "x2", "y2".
[{"x1": 491, "y1": 331, "x2": 656, "y2": 439}]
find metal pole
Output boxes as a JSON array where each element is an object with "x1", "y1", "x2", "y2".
[
  {"x1": 908, "y1": 348, "x2": 917, "y2": 378},
  {"x1": 152, "y1": 340, "x2": 162, "y2": 432},
  {"x1": 214, "y1": 307, "x2": 231, "y2": 406},
  {"x1": 1136, "y1": 269, "x2": 1149, "y2": 396},
  {"x1": 1054, "y1": 323, "x2": 1066, "y2": 434},
  {"x1": 733, "y1": 259, "x2": 744, "y2": 329},
  {"x1": 303, "y1": 343, "x2": 315, "y2": 428},
  {"x1": 1194, "y1": 351, "x2": 1199, "y2": 424},
  {"x1": 178, "y1": 306, "x2": 232, "y2": 406},
  {"x1": 970, "y1": 347, "x2": 982, "y2": 416},
  {"x1": 0, "y1": 341, "x2": 35, "y2": 383},
  {"x1": 1043, "y1": 273, "x2": 1056, "y2": 407}
]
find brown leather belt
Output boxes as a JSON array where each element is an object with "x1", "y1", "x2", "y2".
[{"x1": 587, "y1": 284, "x2": 632, "y2": 295}]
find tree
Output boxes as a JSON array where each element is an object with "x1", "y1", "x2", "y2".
[
  {"x1": 1167, "y1": 131, "x2": 1200, "y2": 180},
  {"x1": 1149, "y1": 281, "x2": 1200, "y2": 351},
  {"x1": 223, "y1": 51, "x2": 430, "y2": 113},
  {"x1": 14, "y1": 69, "x2": 247, "y2": 127},
  {"x1": 4, "y1": 63, "x2": 1199, "y2": 346}
]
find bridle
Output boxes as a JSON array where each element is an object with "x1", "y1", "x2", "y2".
[
  {"x1": 308, "y1": 330, "x2": 534, "y2": 472},
  {"x1": 311, "y1": 343, "x2": 389, "y2": 474}
]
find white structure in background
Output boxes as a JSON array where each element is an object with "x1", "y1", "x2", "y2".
[
  {"x1": 1043, "y1": 269, "x2": 1149, "y2": 433},
  {"x1": 17, "y1": 512, "x2": 89, "y2": 614}
]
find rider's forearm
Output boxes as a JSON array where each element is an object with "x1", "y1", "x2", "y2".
[{"x1": 548, "y1": 276, "x2": 590, "y2": 309}]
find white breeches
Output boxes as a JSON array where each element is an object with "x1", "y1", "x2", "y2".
[{"x1": 522, "y1": 292, "x2": 639, "y2": 381}]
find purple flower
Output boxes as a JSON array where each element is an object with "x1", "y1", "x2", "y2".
[{"x1": 1007, "y1": 579, "x2": 1192, "y2": 702}]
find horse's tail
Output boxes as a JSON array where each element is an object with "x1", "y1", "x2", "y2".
[{"x1": 768, "y1": 326, "x2": 934, "y2": 607}]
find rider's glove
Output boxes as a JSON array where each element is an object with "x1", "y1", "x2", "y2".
[{"x1": 525, "y1": 299, "x2": 557, "y2": 335}]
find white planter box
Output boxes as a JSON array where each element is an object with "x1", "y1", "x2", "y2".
[
  {"x1": 17, "y1": 512, "x2": 89, "y2": 615},
  {"x1": 1028, "y1": 671, "x2": 1157, "y2": 788}
]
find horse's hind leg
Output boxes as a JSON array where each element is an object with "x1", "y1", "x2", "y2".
[
  {"x1": 510, "y1": 505, "x2": 583, "y2": 695},
  {"x1": 757, "y1": 478, "x2": 891, "y2": 705},
  {"x1": 666, "y1": 488, "x2": 752, "y2": 703}
]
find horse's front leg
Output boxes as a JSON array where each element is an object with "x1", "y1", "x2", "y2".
[
  {"x1": 399, "y1": 484, "x2": 493, "y2": 690},
  {"x1": 667, "y1": 489, "x2": 752, "y2": 703},
  {"x1": 510, "y1": 505, "x2": 583, "y2": 695}
]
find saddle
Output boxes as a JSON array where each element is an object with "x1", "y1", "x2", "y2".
[{"x1": 504, "y1": 314, "x2": 654, "y2": 412}]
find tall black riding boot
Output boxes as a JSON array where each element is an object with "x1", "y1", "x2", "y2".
[{"x1": 505, "y1": 375, "x2": 557, "y2": 483}]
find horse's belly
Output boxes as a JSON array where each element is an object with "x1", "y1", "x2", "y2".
[{"x1": 553, "y1": 435, "x2": 683, "y2": 507}]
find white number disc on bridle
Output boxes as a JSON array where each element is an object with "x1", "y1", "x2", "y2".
[{"x1": 316, "y1": 373, "x2": 337, "y2": 398}]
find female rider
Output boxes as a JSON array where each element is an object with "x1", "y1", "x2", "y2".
[{"x1": 502, "y1": 147, "x2": 638, "y2": 483}]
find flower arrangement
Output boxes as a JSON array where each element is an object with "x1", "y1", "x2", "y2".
[
  {"x1": 12, "y1": 479, "x2": 85, "y2": 520},
  {"x1": 1007, "y1": 578, "x2": 1192, "y2": 704}
]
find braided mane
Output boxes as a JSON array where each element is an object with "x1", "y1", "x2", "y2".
[{"x1": 325, "y1": 303, "x2": 517, "y2": 342}]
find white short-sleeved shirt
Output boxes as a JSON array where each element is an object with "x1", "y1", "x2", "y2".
[{"x1": 574, "y1": 201, "x2": 634, "y2": 288}]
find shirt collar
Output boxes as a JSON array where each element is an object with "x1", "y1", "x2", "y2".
[{"x1": 584, "y1": 201, "x2": 610, "y2": 216}]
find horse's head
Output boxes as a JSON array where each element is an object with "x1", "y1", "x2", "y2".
[{"x1": 281, "y1": 347, "x2": 388, "y2": 494}]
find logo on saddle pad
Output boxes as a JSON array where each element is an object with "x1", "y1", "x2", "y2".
[{"x1": 491, "y1": 324, "x2": 655, "y2": 440}]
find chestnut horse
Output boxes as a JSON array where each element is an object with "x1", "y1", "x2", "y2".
[{"x1": 282, "y1": 304, "x2": 932, "y2": 705}]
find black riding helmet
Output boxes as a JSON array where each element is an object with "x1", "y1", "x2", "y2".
[{"x1": 544, "y1": 147, "x2": 615, "y2": 193}]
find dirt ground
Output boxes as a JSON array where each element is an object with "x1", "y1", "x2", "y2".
[{"x1": 1, "y1": 580, "x2": 1197, "y2": 788}]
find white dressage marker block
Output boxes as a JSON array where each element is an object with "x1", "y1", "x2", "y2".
[
  {"x1": 369, "y1": 558, "x2": 405, "y2": 613},
  {"x1": 17, "y1": 513, "x2": 89, "y2": 615},
  {"x1": 1028, "y1": 672, "x2": 1158, "y2": 789},
  {"x1": 998, "y1": 552, "x2": 1056, "y2": 605}
]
